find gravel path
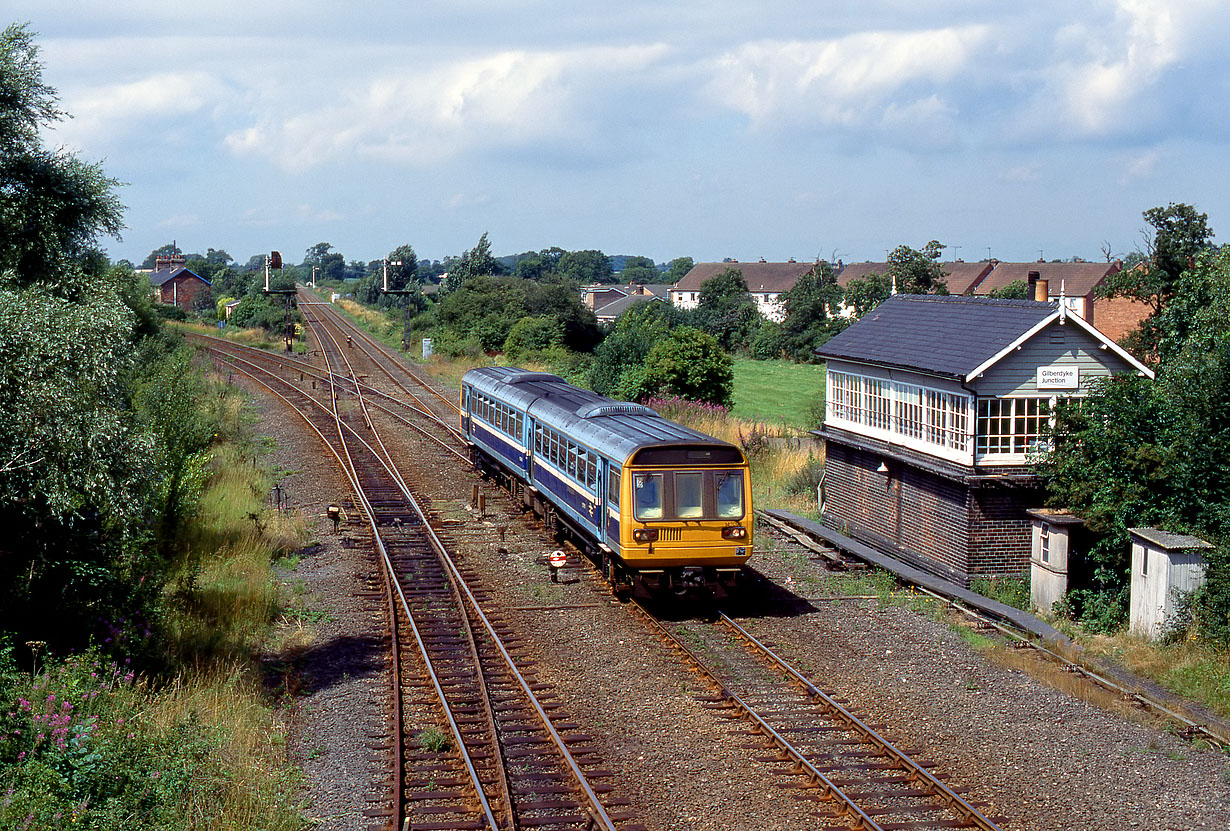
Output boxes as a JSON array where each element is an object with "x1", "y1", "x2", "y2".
[{"x1": 231, "y1": 341, "x2": 1230, "y2": 831}]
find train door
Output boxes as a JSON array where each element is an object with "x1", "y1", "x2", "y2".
[
  {"x1": 460, "y1": 385, "x2": 470, "y2": 434},
  {"x1": 606, "y1": 466, "x2": 621, "y2": 543}
]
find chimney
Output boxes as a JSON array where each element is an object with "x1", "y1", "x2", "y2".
[
  {"x1": 1034, "y1": 276, "x2": 1049, "y2": 303},
  {"x1": 1027, "y1": 270, "x2": 1039, "y2": 297}
]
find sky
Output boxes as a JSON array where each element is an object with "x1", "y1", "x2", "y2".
[{"x1": 13, "y1": 1, "x2": 1230, "y2": 268}]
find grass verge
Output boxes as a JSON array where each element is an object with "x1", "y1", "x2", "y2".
[{"x1": 1, "y1": 383, "x2": 311, "y2": 830}]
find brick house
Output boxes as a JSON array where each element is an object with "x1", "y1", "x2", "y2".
[
  {"x1": 148, "y1": 254, "x2": 211, "y2": 311},
  {"x1": 814, "y1": 294, "x2": 1152, "y2": 584},
  {"x1": 970, "y1": 260, "x2": 1150, "y2": 343}
]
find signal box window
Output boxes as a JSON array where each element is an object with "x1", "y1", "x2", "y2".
[
  {"x1": 676, "y1": 473, "x2": 703, "y2": 518},
  {"x1": 716, "y1": 472, "x2": 744, "y2": 519},
  {"x1": 633, "y1": 474, "x2": 663, "y2": 520}
]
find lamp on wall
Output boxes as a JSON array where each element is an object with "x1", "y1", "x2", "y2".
[{"x1": 876, "y1": 462, "x2": 889, "y2": 474}]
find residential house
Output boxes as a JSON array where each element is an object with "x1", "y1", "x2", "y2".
[{"x1": 148, "y1": 254, "x2": 210, "y2": 311}]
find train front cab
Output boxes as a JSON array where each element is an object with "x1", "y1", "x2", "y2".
[{"x1": 610, "y1": 444, "x2": 753, "y2": 596}]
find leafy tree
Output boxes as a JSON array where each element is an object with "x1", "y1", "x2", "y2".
[
  {"x1": 1098, "y1": 203, "x2": 1215, "y2": 358},
  {"x1": 694, "y1": 267, "x2": 760, "y2": 351},
  {"x1": 557, "y1": 249, "x2": 613, "y2": 284},
  {"x1": 433, "y1": 274, "x2": 526, "y2": 350},
  {"x1": 887, "y1": 240, "x2": 948, "y2": 295},
  {"x1": 642, "y1": 327, "x2": 734, "y2": 407},
  {"x1": 442, "y1": 232, "x2": 502, "y2": 294},
  {"x1": 774, "y1": 260, "x2": 848, "y2": 361},
  {"x1": 843, "y1": 272, "x2": 893, "y2": 317},
  {"x1": 141, "y1": 242, "x2": 182, "y2": 269},
  {"x1": 664, "y1": 256, "x2": 694, "y2": 284},
  {"x1": 1042, "y1": 247, "x2": 1230, "y2": 638},
  {"x1": 0, "y1": 23, "x2": 123, "y2": 298},
  {"x1": 987, "y1": 279, "x2": 1030, "y2": 300},
  {"x1": 525, "y1": 281, "x2": 601, "y2": 352},
  {"x1": 587, "y1": 301, "x2": 685, "y2": 396},
  {"x1": 504, "y1": 315, "x2": 563, "y2": 358},
  {"x1": 620, "y1": 255, "x2": 659, "y2": 284}
]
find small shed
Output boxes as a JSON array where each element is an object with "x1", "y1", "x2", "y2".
[
  {"x1": 1128, "y1": 527, "x2": 1212, "y2": 639},
  {"x1": 1026, "y1": 509, "x2": 1084, "y2": 614}
]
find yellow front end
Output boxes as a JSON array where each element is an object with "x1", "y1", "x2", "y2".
[{"x1": 616, "y1": 464, "x2": 753, "y2": 569}]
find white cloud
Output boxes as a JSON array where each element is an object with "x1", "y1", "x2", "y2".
[
  {"x1": 1121, "y1": 148, "x2": 1162, "y2": 182},
  {"x1": 47, "y1": 71, "x2": 230, "y2": 150},
  {"x1": 446, "y1": 193, "x2": 492, "y2": 210},
  {"x1": 704, "y1": 26, "x2": 991, "y2": 133},
  {"x1": 1038, "y1": 0, "x2": 1223, "y2": 137},
  {"x1": 224, "y1": 44, "x2": 670, "y2": 171},
  {"x1": 156, "y1": 213, "x2": 202, "y2": 229}
]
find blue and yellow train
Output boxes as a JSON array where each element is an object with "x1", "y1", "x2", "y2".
[{"x1": 460, "y1": 367, "x2": 753, "y2": 596}]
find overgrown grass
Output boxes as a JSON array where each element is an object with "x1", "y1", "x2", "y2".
[
  {"x1": 1080, "y1": 636, "x2": 1230, "y2": 720},
  {"x1": 730, "y1": 357, "x2": 826, "y2": 431},
  {"x1": 1, "y1": 382, "x2": 311, "y2": 830},
  {"x1": 968, "y1": 574, "x2": 1030, "y2": 611}
]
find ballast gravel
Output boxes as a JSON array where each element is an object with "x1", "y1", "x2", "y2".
[{"x1": 236, "y1": 354, "x2": 1230, "y2": 831}]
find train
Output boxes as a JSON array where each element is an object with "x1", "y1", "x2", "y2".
[{"x1": 460, "y1": 367, "x2": 753, "y2": 597}]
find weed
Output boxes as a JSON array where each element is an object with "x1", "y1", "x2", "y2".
[
  {"x1": 954, "y1": 626, "x2": 997, "y2": 651},
  {"x1": 418, "y1": 726, "x2": 452, "y2": 753},
  {"x1": 968, "y1": 573, "x2": 1030, "y2": 611}
]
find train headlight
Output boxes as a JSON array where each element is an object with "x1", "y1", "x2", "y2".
[
  {"x1": 721, "y1": 526, "x2": 747, "y2": 540},
  {"x1": 632, "y1": 528, "x2": 659, "y2": 543}
]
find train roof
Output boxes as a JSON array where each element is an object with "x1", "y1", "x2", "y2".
[{"x1": 463, "y1": 367, "x2": 742, "y2": 464}]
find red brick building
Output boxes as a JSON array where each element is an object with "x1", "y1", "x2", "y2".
[
  {"x1": 815, "y1": 294, "x2": 1152, "y2": 584},
  {"x1": 149, "y1": 254, "x2": 211, "y2": 311}
]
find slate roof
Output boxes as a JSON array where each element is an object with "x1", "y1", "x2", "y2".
[
  {"x1": 149, "y1": 266, "x2": 210, "y2": 287},
  {"x1": 593, "y1": 293, "x2": 662, "y2": 321},
  {"x1": 815, "y1": 294, "x2": 1056, "y2": 379},
  {"x1": 973, "y1": 261, "x2": 1118, "y2": 297}
]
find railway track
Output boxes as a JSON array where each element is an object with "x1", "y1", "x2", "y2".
[
  {"x1": 291, "y1": 306, "x2": 1006, "y2": 830},
  {"x1": 198, "y1": 314, "x2": 641, "y2": 829},
  {"x1": 630, "y1": 600, "x2": 1003, "y2": 831}
]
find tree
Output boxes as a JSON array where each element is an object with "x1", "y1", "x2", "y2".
[
  {"x1": 620, "y1": 255, "x2": 659, "y2": 284},
  {"x1": 587, "y1": 301, "x2": 685, "y2": 396},
  {"x1": 642, "y1": 327, "x2": 734, "y2": 407},
  {"x1": 1041, "y1": 246, "x2": 1230, "y2": 638},
  {"x1": 557, "y1": 249, "x2": 613, "y2": 284},
  {"x1": 777, "y1": 260, "x2": 848, "y2": 361},
  {"x1": 987, "y1": 280, "x2": 1029, "y2": 300},
  {"x1": 524, "y1": 281, "x2": 601, "y2": 352},
  {"x1": 433, "y1": 274, "x2": 526, "y2": 350},
  {"x1": 694, "y1": 267, "x2": 760, "y2": 351},
  {"x1": 887, "y1": 240, "x2": 948, "y2": 295},
  {"x1": 384, "y1": 244, "x2": 419, "y2": 291},
  {"x1": 442, "y1": 232, "x2": 502, "y2": 294},
  {"x1": 0, "y1": 24, "x2": 123, "y2": 298},
  {"x1": 843, "y1": 273, "x2": 892, "y2": 317},
  {"x1": 504, "y1": 315, "x2": 563, "y2": 358},
  {"x1": 664, "y1": 257, "x2": 694, "y2": 284},
  {"x1": 1098, "y1": 203, "x2": 1215, "y2": 357}
]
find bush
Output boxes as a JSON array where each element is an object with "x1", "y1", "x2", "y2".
[{"x1": 0, "y1": 646, "x2": 304, "y2": 830}]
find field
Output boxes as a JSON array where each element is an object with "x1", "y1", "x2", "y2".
[{"x1": 730, "y1": 357, "x2": 826, "y2": 431}]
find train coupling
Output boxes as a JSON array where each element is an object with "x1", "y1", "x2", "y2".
[{"x1": 679, "y1": 566, "x2": 707, "y2": 588}]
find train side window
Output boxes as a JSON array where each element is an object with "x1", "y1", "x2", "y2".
[
  {"x1": 633, "y1": 474, "x2": 664, "y2": 520},
  {"x1": 608, "y1": 470, "x2": 620, "y2": 506},
  {"x1": 585, "y1": 455, "x2": 596, "y2": 489},
  {"x1": 676, "y1": 473, "x2": 703, "y2": 519},
  {"x1": 716, "y1": 472, "x2": 744, "y2": 519}
]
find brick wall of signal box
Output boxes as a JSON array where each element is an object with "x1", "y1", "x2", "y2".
[
  {"x1": 823, "y1": 441, "x2": 971, "y2": 582},
  {"x1": 824, "y1": 438, "x2": 1045, "y2": 584}
]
